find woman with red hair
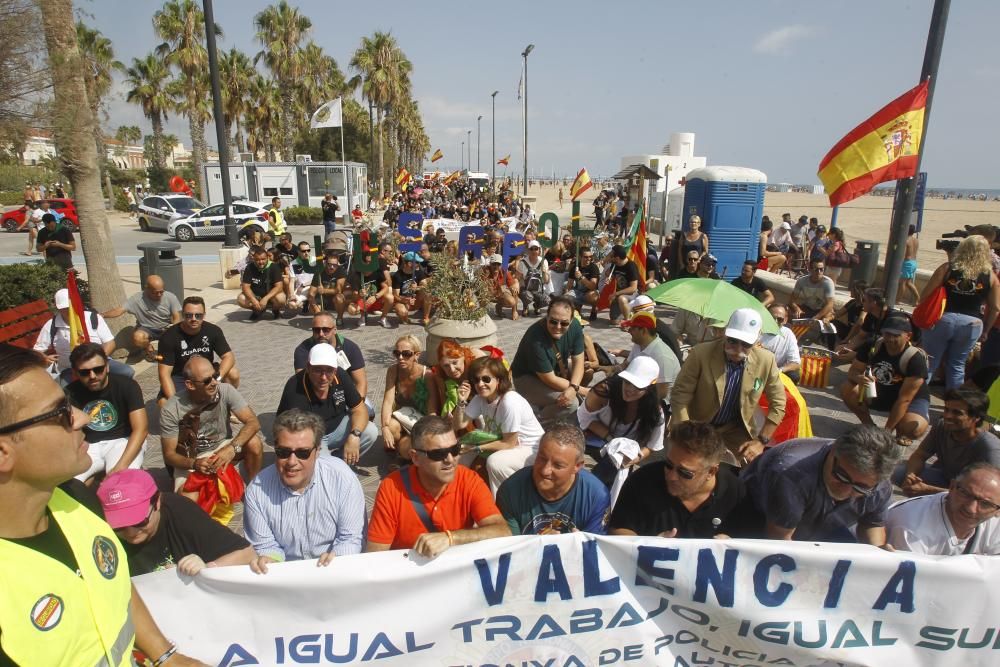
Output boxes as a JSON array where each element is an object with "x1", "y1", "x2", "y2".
[{"x1": 433, "y1": 339, "x2": 476, "y2": 425}]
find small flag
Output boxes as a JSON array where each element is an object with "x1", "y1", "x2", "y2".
[
  {"x1": 395, "y1": 167, "x2": 411, "y2": 187},
  {"x1": 818, "y1": 81, "x2": 928, "y2": 207},
  {"x1": 431, "y1": 149, "x2": 443, "y2": 162},
  {"x1": 443, "y1": 171, "x2": 461, "y2": 186},
  {"x1": 570, "y1": 168, "x2": 593, "y2": 201},
  {"x1": 309, "y1": 98, "x2": 343, "y2": 129},
  {"x1": 497, "y1": 155, "x2": 510, "y2": 166},
  {"x1": 66, "y1": 271, "x2": 89, "y2": 349},
  {"x1": 625, "y1": 203, "x2": 647, "y2": 286}
]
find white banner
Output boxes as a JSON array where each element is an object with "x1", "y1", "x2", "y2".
[
  {"x1": 133, "y1": 533, "x2": 1000, "y2": 666},
  {"x1": 310, "y1": 98, "x2": 343, "y2": 129}
]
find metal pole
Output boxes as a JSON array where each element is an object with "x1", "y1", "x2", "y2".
[
  {"x1": 477, "y1": 116, "x2": 482, "y2": 172},
  {"x1": 203, "y1": 0, "x2": 237, "y2": 247},
  {"x1": 340, "y1": 111, "x2": 350, "y2": 227},
  {"x1": 461, "y1": 141, "x2": 464, "y2": 171},
  {"x1": 491, "y1": 91, "x2": 498, "y2": 194},
  {"x1": 522, "y1": 44, "x2": 534, "y2": 198},
  {"x1": 467, "y1": 130, "x2": 471, "y2": 172},
  {"x1": 883, "y1": 0, "x2": 950, "y2": 307}
]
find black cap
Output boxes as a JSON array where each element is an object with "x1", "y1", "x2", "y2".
[{"x1": 882, "y1": 316, "x2": 912, "y2": 335}]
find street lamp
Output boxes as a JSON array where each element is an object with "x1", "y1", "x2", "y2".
[
  {"x1": 521, "y1": 43, "x2": 534, "y2": 197},
  {"x1": 467, "y1": 130, "x2": 471, "y2": 173},
  {"x1": 461, "y1": 141, "x2": 465, "y2": 171},
  {"x1": 203, "y1": 0, "x2": 237, "y2": 246},
  {"x1": 491, "y1": 91, "x2": 498, "y2": 191},
  {"x1": 477, "y1": 115, "x2": 482, "y2": 172}
]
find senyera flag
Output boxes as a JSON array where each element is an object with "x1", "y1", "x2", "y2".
[
  {"x1": 66, "y1": 271, "x2": 90, "y2": 349},
  {"x1": 817, "y1": 81, "x2": 928, "y2": 207},
  {"x1": 395, "y1": 167, "x2": 411, "y2": 188},
  {"x1": 598, "y1": 203, "x2": 646, "y2": 310},
  {"x1": 497, "y1": 154, "x2": 510, "y2": 166},
  {"x1": 570, "y1": 167, "x2": 593, "y2": 201},
  {"x1": 430, "y1": 149, "x2": 443, "y2": 163}
]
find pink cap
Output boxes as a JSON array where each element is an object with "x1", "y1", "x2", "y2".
[{"x1": 97, "y1": 469, "x2": 158, "y2": 529}]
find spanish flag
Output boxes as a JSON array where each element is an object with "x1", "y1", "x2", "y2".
[
  {"x1": 66, "y1": 271, "x2": 90, "y2": 349},
  {"x1": 570, "y1": 167, "x2": 593, "y2": 201},
  {"x1": 817, "y1": 81, "x2": 928, "y2": 207},
  {"x1": 431, "y1": 149, "x2": 443, "y2": 163},
  {"x1": 625, "y1": 203, "x2": 647, "y2": 286},
  {"x1": 395, "y1": 167, "x2": 411, "y2": 187},
  {"x1": 443, "y1": 170, "x2": 461, "y2": 186},
  {"x1": 497, "y1": 155, "x2": 510, "y2": 166}
]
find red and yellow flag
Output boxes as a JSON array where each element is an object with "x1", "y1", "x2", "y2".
[
  {"x1": 497, "y1": 155, "x2": 510, "y2": 166},
  {"x1": 395, "y1": 167, "x2": 411, "y2": 187},
  {"x1": 442, "y1": 170, "x2": 461, "y2": 186},
  {"x1": 430, "y1": 149, "x2": 443, "y2": 162},
  {"x1": 817, "y1": 81, "x2": 928, "y2": 207},
  {"x1": 759, "y1": 373, "x2": 813, "y2": 444},
  {"x1": 626, "y1": 203, "x2": 647, "y2": 287},
  {"x1": 66, "y1": 271, "x2": 90, "y2": 349},
  {"x1": 569, "y1": 167, "x2": 593, "y2": 201}
]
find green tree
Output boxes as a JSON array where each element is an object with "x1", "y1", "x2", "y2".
[
  {"x1": 76, "y1": 21, "x2": 124, "y2": 205},
  {"x1": 244, "y1": 73, "x2": 279, "y2": 161},
  {"x1": 219, "y1": 48, "x2": 254, "y2": 158},
  {"x1": 125, "y1": 53, "x2": 172, "y2": 171}
]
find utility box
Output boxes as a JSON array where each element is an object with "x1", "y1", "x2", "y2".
[
  {"x1": 854, "y1": 240, "x2": 880, "y2": 287},
  {"x1": 137, "y1": 241, "x2": 184, "y2": 299},
  {"x1": 681, "y1": 166, "x2": 767, "y2": 280}
]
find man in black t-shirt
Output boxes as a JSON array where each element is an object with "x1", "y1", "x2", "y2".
[
  {"x1": 156, "y1": 296, "x2": 239, "y2": 405},
  {"x1": 98, "y1": 469, "x2": 254, "y2": 576},
  {"x1": 321, "y1": 194, "x2": 340, "y2": 236},
  {"x1": 568, "y1": 248, "x2": 601, "y2": 318},
  {"x1": 238, "y1": 246, "x2": 288, "y2": 320},
  {"x1": 392, "y1": 251, "x2": 430, "y2": 324},
  {"x1": 731, "y1": 260, "x2": 774, "y2": 307},
  {"x1": 35, "y1": 213, "x2": 76, "y2": 270},
  {"x1": 66, "y1": 344, "x2": 148, "y2": 484},
  {"x1": 608, "y1": 244, "x2": 640, "y2": 324},
  {"x1": 309, "y1": 253, "x2": 352, "y2": 324}
]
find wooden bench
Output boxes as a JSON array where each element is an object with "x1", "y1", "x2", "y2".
[{"x1": 0, "y1": 300, "x2": 51, "y2": 349}]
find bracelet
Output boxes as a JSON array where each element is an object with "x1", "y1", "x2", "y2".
[
  {"x1": 445, "y1": 529, "x2": 454, "y2": 546},
  {"x1": 152, "y1": 644, "x2": 177, "y2": 667}
]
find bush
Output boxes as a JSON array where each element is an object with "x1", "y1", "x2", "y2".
[
  {"x1": 284, "y1": 206, "x2": 322, "y2": 225},
  {"x1": 0, "y1": 191, "x2": 24, "y2": 206},
  {"x1": 0, "y1": 263, "x2": 91, "y2": 310},
  {"x1": 113, "y1": 188, "x2": 130, "y2": 212}
]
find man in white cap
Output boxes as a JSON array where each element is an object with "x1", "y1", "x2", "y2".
[
  {"x1": 670, "y1": 308, "x2": 785, "y2": 465},
  {"x1": 600, "y1": 311, "x2": 679, "y2": 401},
  {"x1": 33, "y1": 288, "x2": 131, "y2": 381}
]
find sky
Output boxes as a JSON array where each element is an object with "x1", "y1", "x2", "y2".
[{"x1": 82, "y1": 0, "x2": 1000, "y2": 188}]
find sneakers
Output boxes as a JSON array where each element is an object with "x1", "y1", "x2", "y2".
[
  {"x1": 248, "y1": 310, "x2": 261, "y2": 321},
  {"x1": 380, "y1": 317, "x2": 391, "y2": 328}
]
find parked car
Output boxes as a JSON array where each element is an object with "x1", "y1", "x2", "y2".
[
  {"x1": 168, "y1": 201, "x2": 270, "y2": 241},
  {"x1": 1, "y1": 199, "x2": 80, "y2": 232},
  {"x1": 136, "y1": 194, "x2": 204, "y2": 233}
]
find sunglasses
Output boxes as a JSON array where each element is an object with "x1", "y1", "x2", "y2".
[
  {"x1": 0, "y1": 396, "x2": 74, "y2": 435},
  {"x1": 392, "y1": 350, "x2": 416, "y2": 359},
  {"x1": 274, "y1": 446, "x2": 316, "y2": 460},
  {"x1": 725, "y1": 337, "x2": 752, "y2": 348},
  {"x1": 831, "y1": 457, "x2": 875, "y2": 496},
  {"x1": 954, "y1": 482, "x2": 1000, "y2": 512},
  {"x1": 414, "y1": 443, "x2": 463, "y2": 462},
  {"x1": 75, "y1": 364, "x2": 107, "y2": 377},
  {"x1": 473, "y1": 375, "x2": 495, "y2": 385},
  {"x1": 773, "y1": 317, "x2": 786, "y2": 324},
  {"x1": 548, "y1": 318, "x2": 571, "y2": 329},
  {"x1": 664, "y1": 458, "x2": 699, "y2": 481},
  {"x1": 312, "y1": 326, "x2": 334, "y2": 333},
  {"x1": 300, "y1": 248, "x2": 312, "y2": 253},
  {"x1": 182, "y1": 312, "x2": 204, "y2": 320},
  {"x1": 190, "y1": 375, "x2": 218, "y2": 387}
]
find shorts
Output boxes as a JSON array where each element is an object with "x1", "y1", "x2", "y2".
[
  {"x1": 136, "y1": 325, "x2": 166, "y2": 341},
  {"x1": 901, "y1": 259, "x2": 918, "y2": 280},
  {"x1": 870, "y1": 395, "x2": 929, "y2": 420},
  {"x1": 75, "y1": 437, "x2": 145, "y2": 482}
]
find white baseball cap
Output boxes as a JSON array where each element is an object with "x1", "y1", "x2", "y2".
[
  {"x1": 308, "y1": 343, "x2": 338, "y2": 368},
  {"x1": 618, "y1": 356, "x2": 659, "y2": 388},
  {"x1": 489, "y1": 254, "x2": 503, "y2": 264},
  {"x1": 725, "y1": 308, "x2": 763, "y2": 345},
  {"x1": 629, "y1": 295, "x2": 655, "y2": 312},
  {"x1": 527, "y1": 240, "x2": 542, "y2": 249},
  {"x1": 54, "y1": 288, "x2": 70, "y2": 309}
]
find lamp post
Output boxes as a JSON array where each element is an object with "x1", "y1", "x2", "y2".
[
  {"x1": 477, "y1": 115, "x2": 482, "y2": 172},
  {"x1": 202, "y1": 0, "x2": 237, "y2": 247},
  {"x1": 460, "y1": 141, "x2": 465, "y2": 171},
  {"x1": 466, "y1": 130, "x2": 471, "y2": 173},
  {"x1": 491, "y1": 91, "x2": 498, "y2": 192},
  {"x1": 521, "y1": 43, "x2": 534, "y2": 197}
]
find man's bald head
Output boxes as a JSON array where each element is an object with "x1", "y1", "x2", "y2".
[
  {"x1": 145, "y1": 275, "x2": 165, "y2": 301},
  {"x1": 182, "y1": 355, "x2": 213, "y2": 381}
]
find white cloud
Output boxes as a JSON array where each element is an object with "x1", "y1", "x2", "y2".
[{"x1": 753, "y1": 25, "x2": 814, "y2": 55}]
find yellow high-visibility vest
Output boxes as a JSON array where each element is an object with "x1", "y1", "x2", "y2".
[{"x1": 268, "y1": 207, "x2": 286, "y2": 236}]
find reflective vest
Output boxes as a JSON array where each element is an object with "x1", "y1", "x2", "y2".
[
  {"x1": 0, "y1": 488, "x2": 134, "y2": 666},
  {"x1": 268, "y1": 207, "x2": 286, "y2": 236}
]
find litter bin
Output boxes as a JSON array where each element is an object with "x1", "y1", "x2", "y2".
[
  {"x1": 853, "y1": 240, "x2": 880, "y2": 287},
  {"x1": 137, "y1": 241, "x2": 184, "y2": 298}
]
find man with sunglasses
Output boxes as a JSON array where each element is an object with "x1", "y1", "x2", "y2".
[
  {"x1": 66, "y1": 344, "x2": 147, "y2": 484},
  {"x1": 287, "y1": 241, "x2": 318, "y2": 312},
  {"x1": 671, "y1": 308, "x2": 785, "y2": 466},
  {"x1": 760, "y1": 304, "x2": 801, "y2": 383},
  {"x1": 0, "y1": 344, "x2": 206, "y2": 667},
  {"x1": 308, "y1": 251, "x2": 350, "y2": 325},
  {"x1": 789, "y1": 258, "x2": 836, "y2": 330},
  {"x1": 886, "y1": 463, "x2": 1000, "y2": 555},
  {"x1": 157, "y1": 296, "x2": 239, "y2": 406},
  {"x1": 609, "y1": 420, "x2": 749, "y2": 539},
  {"x1": 293, "y1": 312, "x2": 366, "y2": 393},
  {"x1": 741, "y1": 424, "x2": 901, "y2": 545},
  {"x1": 367, "y1": 415, "x2": 509, "y2": 557}
]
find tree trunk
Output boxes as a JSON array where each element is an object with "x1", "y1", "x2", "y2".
[
  {"x1": 376, "y1": 106, "x2": 384, "y2": 200},
  {"x1": 281, "y1": 88, "x2": 295, "y2": 161},
  {"x1": 188, "y1": 111, "x2": 206, "y2": 201},
  {"x1": 224, "y1": 118, "x2": 238, "y2": 164},
  {"x1": 38, "y1": 0, "x2": 126, "y2": 321},
  {"x1": 235, "y1": 118, "x2": 245, "y2": 154},
  {"x1": 151, "y1": 114, "x2": 165, "y2": 170}
]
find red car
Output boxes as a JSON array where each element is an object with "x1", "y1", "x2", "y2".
[{"x1": 1, "y1": 199, "x2": 80, "y2": 232}]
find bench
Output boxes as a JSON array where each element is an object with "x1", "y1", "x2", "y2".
[{"x1": 0, "y1": 299, "x2": 50, "y2": 349}]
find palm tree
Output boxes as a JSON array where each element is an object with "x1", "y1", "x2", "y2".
[
  {"x1": 125, "y1": 54, "x2": 171, "y2": 170},
  {"x1": 244, "y1": 74, "x2": 280, "y2": 161},
  {"x1": 350, "y1": 31, "x2": 412, "y2": 199},
  {"x1": 168, "y1": 73, "x2": 211, "y2": 183},
  {"x1": 219, "y1": 48, "x2": 254, "y2": 158},
  {"x1": 153, "y1": 0, "x2": 220, "y2": 199},
  {"x1": 253, "y1": 1, "x2": 311, "y2": 160},
  {"x1": 76, "y1": 21, "x2": 124, "y2": 204}
]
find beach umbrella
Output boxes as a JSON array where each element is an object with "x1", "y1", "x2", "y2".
[{"x1": 645, "y1": 278, "x2": 779, "y2": 334}]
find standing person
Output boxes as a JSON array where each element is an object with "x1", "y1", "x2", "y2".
[
  {"x1": 321, "y1": 194, "x2": 340, "y2": 237},
  {"x1": 900, "y1": 225, "x2": 921, "y2": 304},
  {"x1": 0, "y1": 344, "x2": 206, "y2": 667},
  {"x1": 380, "y1": 335, "x2": 439, "y2": 459},
  {"x1": 681, "y1": 215, "x2": 709, "y2": 261},
  {"x1": 36, "y1": 214, "x2": 76, "y2": 270},
  {"x1": 920, "y1": 235, "x2": 1000, "y2": 390},
  {"x1": 23, "y1": 203, "x2": 44, "y2": 256},
  {"x1": 124, "y1": 187, "x2": 137, "y2": 219},
  {"x1": 824, "y1": 227, "x2": 848, "y2": 283},
  {"x1": 267, "y1": 196, "x2": 285, "y2": 240},
  {"x1": 757, "y1": 219, "x2": 786, "y2": 273},
  {"x1": 558, "y1": 187, "x2": 564, "y2": 209}
]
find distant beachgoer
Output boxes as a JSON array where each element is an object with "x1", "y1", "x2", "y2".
[{"x1": 900, "y1": 225, "x2": 920, "y2": 304}]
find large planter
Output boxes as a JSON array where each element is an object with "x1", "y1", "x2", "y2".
[{"x1": 424, "y1": 316, "x2": 499, "y2": 365}]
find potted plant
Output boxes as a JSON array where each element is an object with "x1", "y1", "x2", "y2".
[{"x1": 423, "y1": 251, "x2": 498, "y2": 364}]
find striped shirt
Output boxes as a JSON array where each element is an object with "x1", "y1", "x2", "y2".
[
  {"x1": 244, "y1": 456, "x2": 367, "y2": 560},
  {"x1": 711, "y1": 360, "x2": 745, "y2": 426}
]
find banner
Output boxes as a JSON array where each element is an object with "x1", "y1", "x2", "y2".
[{"x1": 133, "y1": 533, "x2": 1000, "y2": 666}]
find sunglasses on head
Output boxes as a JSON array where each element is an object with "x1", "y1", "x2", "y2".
[
  {"x1": 0, "y1": 395, "x2": 73, "y2": 435},
  {"x1": 548, "y1": 318, "x2": 571, "y2": 329},
  {"x1": 831, "y1": 457, "x2": 875, "y2": 495},
  {"x1": 182, "y1": 312, "x2": 204, "y2": 320},
  {"x1": 664, "y1": 458, "x2": 699, "y2": 480},
  {"x1": 75, "y1": 364, "x2": 107, "y2": 377},
  {"x1": 414, "y1": 443, "x2": 462, "y2": 462},
  {"x1": 274, "y1": 445, "x2": 316, "y2": 460},
  {"x1": 392, "y1": 349, "x2": 416, "y2": 359}
]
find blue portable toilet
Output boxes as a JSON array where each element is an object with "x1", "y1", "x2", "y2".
[{"x1": 681, "y1": 166, "x2": 767, "y2": 279}]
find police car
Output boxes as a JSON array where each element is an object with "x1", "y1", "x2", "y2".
[
  {"x1": 167, "y1": 201, "x2": 270, "y2": 241},
  {"x1": 136, "y1": 193, "x2": 204, "y2": 233}
]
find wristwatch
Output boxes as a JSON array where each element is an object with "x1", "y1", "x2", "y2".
[
  {"x1": 231, "y1": 442, "x2": 243, "y2": 455},
  {"x1": 350, "y1": 428, "x2": 363, "y2": 438},
  {"x1": 570, "y1": 383, "x2": 580, "y2": 392},
  {"x1": 757, "y1": 434, "x2": 770, "y2": 446}
]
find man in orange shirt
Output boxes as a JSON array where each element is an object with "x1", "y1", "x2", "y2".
[{"x1": 366, "y1": 415, "x2": 510, "y2": 558}]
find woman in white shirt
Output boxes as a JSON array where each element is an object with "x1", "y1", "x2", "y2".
[{"x1": 454, "y1": 355, "x2": 544, "y2": 494}]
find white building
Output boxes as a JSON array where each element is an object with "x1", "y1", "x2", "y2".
[{"x1": 620, "y1": 132, "x2": 708, "y2": 234}]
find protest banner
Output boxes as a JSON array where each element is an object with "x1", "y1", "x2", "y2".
[{"x1": 133, "y1": 533, "x2": 1000, "y2": 666}]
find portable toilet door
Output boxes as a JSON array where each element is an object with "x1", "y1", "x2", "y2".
[{"x1": 681, "y1": 166, "x2": 767, "y2": 279}]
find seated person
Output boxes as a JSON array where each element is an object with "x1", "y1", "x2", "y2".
[
  {"x1": 672, "y1": 251, "x2": 701, "y2": 280},
  {"x1": 483, "y1": 254, "x2": 520, "y2": 320},
  {"x1": 101, "y1": 275, "x2": 181, "y2": 361},
  {"x1": 840, "y1": 315, "x2": 930, "y2": 445},
  {"x1": 831, "y1": 281, "x2": 868, "y2": 361},
  {"x1": 741, "y1": 424, "x2": 901, "y2": 545},
  {"x1": 355, "y1": 242, "x2": 394, "y2": 328},
  {"x1": 894, "y1": 387, "x2": 1000, "y2": 496},
  {"x1": 308, "y1": 252, "x2": 350, "y2": 325},
  {"x1": 567, "y1": 247, "x2": 600, "y2": 320},
  {"x1": 789, "y1": 259, "x2": 836, "y2": 326},
  {"x1": 517, "y1": 241, "x2": 551, "y2": 317},
  {"x1": 609, "y1": 420, "x2": 748, "y2": 538},
  {"x1": 731, "y1": 260, "x2": 775, "y2": 307},
  {"x1": 157, "y1": 296, "x2": 240, "y2": 405},
  {"x1": 885, "y1": 463, "x2": 1000, "y2": 555},
  {"x1": 366, "y1": 416, "x2": 511, "y2": 557},
  {"x1": 760, "y1": 305, "x2": 802, "y2": 383},
  {"x1": 599, "y1": 312, "x2": 679, "y2": 400},
  {"x1": 66, "y1": 344, "x2": 147, "y2": 484},
  {"x1": 34, "y1": 288, "x2": 132, "y2": 381},
  {"x1": 696, "y1": 254, "x2": 722, "y2": 280},
  {"x1": 244, "y1": 409, "x2": 367, "y2": 573},
  {"x1": 98, "y1": 470, "x2": 254, "y2": 576},
  {"x1": 277, "y1": 343, "x2": 377, "y2": 466},
  {"x1": 392, "y1": 251, "x2": 431, "y2": 325},
  {"x1": 160, "y1": 356, "x2": 263, "y2": 492},
  {"x1": 453, "y1": 355, "x2": 545, "y2": 494},
  {"x1": 496, "y1": 423, "x2": 609, "y2": 535},
  {"x1": 432, "y1": 340, "x2": 475, "y2": 423},
  {"x1": 286, "y1": 240, "x2": 318, "y2": 311},
  {"x1": 380, "y1": 335, "x2": 439, "y2": 459},
  {"x1": 607, "y1": 245, "x2": 640, "y2": 324},
  {"x1": 237, "y1": 245, "x2": 288, "y2": 320}
]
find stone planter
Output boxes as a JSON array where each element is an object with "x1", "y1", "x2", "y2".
[{"x1": 424, "y1": 316, "x2": 499, "y2": 365}]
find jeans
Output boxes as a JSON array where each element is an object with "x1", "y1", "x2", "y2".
[
  {"x1": 323, "y1": 219, "x2": 337, "y2": 237},
  {"x1": 891, "y1": 462, "x2": 949, "y2": 488},
  {"x1": 320, "y1": 416, "x2": 378, "y2": 460},
  {"x1": 922, "y1": 311, "x2": 982, "y2": 390}
]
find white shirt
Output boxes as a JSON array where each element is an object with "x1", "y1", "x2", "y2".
[
  {"x1": 886, "y1": 492, "x2": 1000, "y2": 556},
  {"x1": 626, "y1": 337, "x2": 680, "y2": 392},
  {"x1": 465, "y1": 390, "x2": 544, "y2": 450},
  {"x1": 762, "y1": 326, "x2": 801, "y2": 369},
  {"x1": 516, "y1": 255, "x2": 551, "y2": 294},
  {"x1": 33, "y1": 312, "x2": 115, "y2": 372}
]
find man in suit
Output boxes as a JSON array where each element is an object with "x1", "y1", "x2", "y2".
[{"x1": 670, "y1": 308, "x2": 786, "y2": 467}]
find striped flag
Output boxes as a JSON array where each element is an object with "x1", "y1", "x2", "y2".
[
  {"x1": 497, "y1": 155, "x2": 510, "y2": 166},
  {"x1": 431, "y1": 149, "x2": 443, "y2": 163},
  {"x1": 569, "y1": 168, "x2": 593, "y2": 200},
  {"x1": 66, "y1": 271, "x2": 90, "y2": 349},
  {"x1": 759, "y1": 373, "x2": 813, "y2": 444},
  {"x1": 442, "y1": 171, "x2": 461, "y2": 186},
  {"x1": 625, "y1": 203, "x2": 647, "y2": 286},
  {"x1": 395, "y1": 168, "x2": 411, "y2": 187},
  {"x1": 817, "y1": 81, "x2": 928, "y2": 207}
]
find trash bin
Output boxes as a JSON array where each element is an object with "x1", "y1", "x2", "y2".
[
  {"x1": 137, "y1": 241, "x2": 184, "y2": 298},
  {"x1": 853, "y1": 240, "x2": 880, "y2": 286}
]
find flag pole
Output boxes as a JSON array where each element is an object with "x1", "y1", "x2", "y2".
[
  {"x1": 882, "y1": 0, "x2": 949, "y2": 307},
  {"x1": 340, "y1": 112, "x2": 351, "y2": 229}
]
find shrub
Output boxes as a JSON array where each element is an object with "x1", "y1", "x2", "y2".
[
  {"x1": 113, "y1": 188, "x2": 130, "y2": 212},
  {"x1": 0, "y1": 263, "x2": 91, "y2": 310},
  {"x1": 0, "y1": 191, "x2": 24, "y2": 206},
  {"x1": 284, "y1": 206, "x2": 322, "y2": 225}
]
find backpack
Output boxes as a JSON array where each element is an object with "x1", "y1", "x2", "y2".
[
  {"x1": 51, "y1": 310, "x2": 99, "y2": 338},
  {"x1": 871, "y1": 337, "x2": 925, "y2": 375}
]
